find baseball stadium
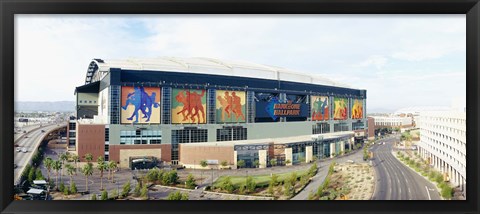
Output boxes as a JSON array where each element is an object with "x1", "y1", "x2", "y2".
[{"x1": 70, "y1": 57, "x2": 368, "y2": 169}]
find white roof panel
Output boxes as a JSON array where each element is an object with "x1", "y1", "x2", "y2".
[{"x1": 91, "y1": 57, "x2": 359, "y2": 90}]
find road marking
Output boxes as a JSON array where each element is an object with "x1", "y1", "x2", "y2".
[{"x1": 425, "y1": 186, "x2": 431, "y2": 200}]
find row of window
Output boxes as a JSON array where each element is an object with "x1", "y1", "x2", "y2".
[{"x1": 79, "y1": 100, "x2": 97, "y2": 104}]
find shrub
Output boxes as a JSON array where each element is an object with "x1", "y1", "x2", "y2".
[
  {"x1": 121, "y1": 181, "x2": 131, "y2": 198},
  {"x1": 91, "y1": 194, "x2": 97, "y2": 200},
  {"x1": 269, "y1": 159, "x2": 277, "y2": 167},
  {"x1": 63, "y1": 186, "x2": 69, "y2": 195},
  {"x1": 146, "y1": 168, "x2": 159, "y2": 182},
  {"x1": 289, "y1": 172, "x2": 298, "y2": 186},
  {"x1": 70, "y1": 182, "x2": 78, "y2": 194},
  {"x1": 185, "y1": 174, "x2": 196, "y2": 189},
  {"x1": 59, "y1": 183, "x2": 65, "y2": 193},
  {"x1": 140, "y1": 184, "x2": 149, "y2": 199},
  {"x1": 101, "y1": 190, "x2": 108, "y2": 200},
  {"x1": 441, "y1": 185, "x2": 453, "y2": 199},
  {"x1": 270, "y1": 174, "x2": 279, "y2": 186},
  {"x1": 162, "y1": 170, "x2": 178, "y2": 185},
  {"x1": 283, "y1": 182, "x2": 293, "y2": 197},
  {"x1": 110, "y1": 189, "x2": 118, "y2": 199},
  {"x1": 220, "y1": 176, "x2": 235, "y2": 193},
  {"x1": 167, "y1": 191, "x2": 188, "y2": 200},
  {"x1": 35, "y1": 169, "x2": 45, "y2": 181},
  {"x1": 245, "y1": 176, "x2": 256, "y2": 193},
  {"x1": 28, "y1": 167, "x2": 36, "y2": 184},
  {"x1": 308, "y1": 163, "x2": 318, "y2": 177},
  {"x1": 134, "y1": 183, "x2": 142, "y2": 197},
  {"x1": 237, "y1": 160, "x2": 246, "y2": 168}
]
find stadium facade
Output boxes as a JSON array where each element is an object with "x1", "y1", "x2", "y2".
[{"x1": 69, "y1": 57, "x2": 368, "y2": 169}]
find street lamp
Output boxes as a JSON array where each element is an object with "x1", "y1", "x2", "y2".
[{"x1": 211, "y1": 168, "x2": 214, "y2": 188}]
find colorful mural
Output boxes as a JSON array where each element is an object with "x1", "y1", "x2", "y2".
[
  {"x1": 333, "y1": 97, "x2": 348, "y2": 120},
  {"x1": 216, "y1": 90, "x2": 246, "y2": 123},
  {"x1": 311, "y1": 96, "x2": 329, "y2": 121},
  {"x1": 351, "y1": 99, "x2": 363, "y2": 119},
  {"x1": 172, "y1": 89, "x2": 207, "y2": 124},
  {"x1": 121, "y1": 86, "x2": 161, "y2": 124}
]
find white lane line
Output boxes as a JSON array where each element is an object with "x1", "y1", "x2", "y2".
[{"x1": 425, "y1": 186, "x2": 432, "y2": 200}]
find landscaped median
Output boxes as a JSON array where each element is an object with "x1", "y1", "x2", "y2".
[
  {"x1": 394, "y1": 151, "x2": 454, "y2": 200},
  {"x1": 308, "y1": 161, "x2": 374, "y2": 200},
  {"x1": 208, "y1": 163, "x2": 318, "y2": 200}
]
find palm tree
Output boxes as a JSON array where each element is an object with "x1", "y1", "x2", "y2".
[
  {"x1": 66, "y1": 164, "x2": 76, "y2": 185},
  {"x1": 52, "y1": 160, "x2": 62, "y2": 189},
  {"x1": 108, "y1": 161, "x2": 118, "y2": 183},
  {"x1": 72, "y1": 154, "x2": 80, "y2": 174},
  {"x1": 97, "y1": 156, "x2": 107, "y2": 190},
  {"x1": 81, "y1": 162, "x2": 93, "y2": 192},
  {"x1": 85, "y1": 153, "x2": 93, "y2": 163},
  {"x1": 43, "y1": 157, "x2": 53, "y2": 182},
  {"x1": 59, "y1": 153, "x2": 68, "y2": 183}
]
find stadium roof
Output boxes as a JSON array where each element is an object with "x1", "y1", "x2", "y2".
[{"x1": 86, "y1": 57, "x2": 355, "y2": 89}]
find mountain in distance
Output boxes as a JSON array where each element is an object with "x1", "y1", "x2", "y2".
[{"x1": 15, "y1": 101, "x2": 75, "y2": 112}]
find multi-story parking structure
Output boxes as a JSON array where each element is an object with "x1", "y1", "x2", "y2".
[{"x1": 70, "y1": 57, "x2": 367, "y2": 169}]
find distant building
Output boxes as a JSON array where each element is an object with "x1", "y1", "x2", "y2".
[
  {"x1": 367, "y1": 117, "x2": 375, "y2": 140},
  {"x1": 371, "y1": 115, "x2": 413, "y2": 129},
  {"x1": 417, "y1": 108, "x2": 466, "y2": 197}
]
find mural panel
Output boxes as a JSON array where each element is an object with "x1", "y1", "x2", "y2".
[
  {"x1": 121, "y1": 86, "x2": 161, "y2": 124},
  {"x1": 216, "y1": 90, "x2": 246, "y2": 123},
  {"x1": 311, "y1": 96, "x2": 329, "y2": 121},
  {"x1": 333, "y1": 97, "x2": 348, "y2": 120},
  {"x1": 351, "y1": 99, "x2": 364, "y2": 119},
  {"x1": 172, "y1": 89, "x2": 207, "y2": 124}
]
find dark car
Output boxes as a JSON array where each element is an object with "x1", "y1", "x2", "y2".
[{"x1": 14, "y1": 163, "x2": 18, "y2": 169}]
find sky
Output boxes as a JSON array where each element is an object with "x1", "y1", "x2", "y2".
[{"x1": 15, "y1": 15, "x2": 466, "y2": 112}]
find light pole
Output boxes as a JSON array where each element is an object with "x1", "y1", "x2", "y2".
[{"x1": 211, "y1": 168, "x2": 214, "y2": 188}]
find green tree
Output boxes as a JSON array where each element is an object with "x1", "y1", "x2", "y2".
[
  {"x1": 22, "y1": 164, "x2": 32, "y2": 182},
  {"x1": 220, "y1": 160, "x2": 228, "y2": 168},
  {"x1": 91, "y1": 194, "x2": 97, "y2": 200},
  {"x1": 220, "y1": 176, "x2": 235, "y2": 193},
  {"x1": 63, "y1": 185, "x2": 70, "y2": 195},
  {"x1": 162, "y1": 170, "x2": 178, "y2": 186},
  {"x1": 185, "y1": 174, "x2": 196, "y2": 189},
  {"x1": 43, "y1": 157, "x2": 53, "y2": 182},
  {"x1": 71, "y1": 154, "x2": 80, "y2": 174},
  {"x1": 108, "y1": 161, "x2": 117, "y2": 183},
  {"x1": 52, "y1": 160, "x2": 63, "y2": 188},
  {"x1": 81, "y1": 162, "x2": 93, "y2": 192},
  {"x1": 146, "y1": 168, "x2": 159, "y2": 182},
  {"x1": 237, "y1": 160, "x2": 246, "y2": 168},
  {"x1": 441, "y1": 185, "x2": 453, "y2": 199},
  {"x1": 285, "y1": 159, "x2": 291, "y2": 165},
  {"x1": 121, "y1": 181, "x2": 131, "y2": 198},
  {"x1": 97, "y1": 156, "x2": 107, "y2": 190},
  {"x1": 253, "y1": 160, "x2": 260, "y2": 168},
  {"x1": 59, "y1": 152, "x2": 69, "y2": 183},
  {"x1": 27, "y1": 166, "x2": 36, "y2": 184},
  {"x1": 70, "y1": 181, "x2": 78, "y2": 194},
  {"x1": 59, "y1": 182, "x2": 65, "y2": 192},
  {"x1": 199, "y1": 160, "x2": 208, "y2": 168},
  {"x1": 101, "y1": 190, "x2": 108, "y2": 200},
  {"x1": 269, "y1": 159, "x2": 277, "y2": 167},
  {"x1": 66, "y1": 164, "x2": 76, "y2": 185},
  {"x1": 35, "y1": 168, "x2": 45, "y2": 181},
  {"x1": 85, "y1": 153, "x2": 93, "y2": 163}
]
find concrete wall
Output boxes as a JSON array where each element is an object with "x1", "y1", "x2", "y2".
[
  {"x1": 109, "y1": 144, "x2": 171, "y2": 166},
  {"x1": 179, "y1": 145, "x2": 234, "y2": 169}
]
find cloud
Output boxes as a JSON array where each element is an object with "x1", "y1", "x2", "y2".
[{"x1": 354, "y1": 55, "x2": 388, "y2": 69}]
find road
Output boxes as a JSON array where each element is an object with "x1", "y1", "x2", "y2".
[
  {"x1": 14, "y1": 124, "x2": 65, "y2": 185},
  {"x1": 371, "y1": 135, "x2": 441, "y2": 200}
]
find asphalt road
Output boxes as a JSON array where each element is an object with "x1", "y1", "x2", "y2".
[
  {"x1": 14, "y1": 124, "x2": 64, "y2": 185},
  {"x1": 371, "y1": 135, "x2": 441, "y2": 200}
]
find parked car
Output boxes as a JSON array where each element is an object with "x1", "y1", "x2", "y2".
[
  {"x1": 21, "y1": 148, "x2": 27, "y2": 153},
  {"x1": 14, "y1": 163, "x2": 18, "y2": 169},
  {"x1": 16, "y1": 147, "x2": 21, "y2": 152}
]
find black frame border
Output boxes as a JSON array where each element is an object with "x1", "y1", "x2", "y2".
[{"x1": 1, "y1": 0, "x2": 479, "y2": 214}]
